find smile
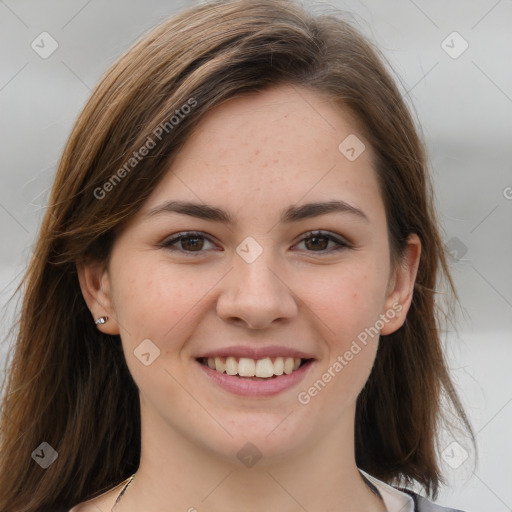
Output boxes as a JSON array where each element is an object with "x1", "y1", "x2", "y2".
[
  {"x1": 196, "y1": 355, "x2": 314, "y2": 397},
  {"x1": 198, "y1": 356, "x2": 306, "y2": 378}
]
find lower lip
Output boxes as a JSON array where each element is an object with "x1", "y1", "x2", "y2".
[{"x1": 196, "y1": 359, "x2": 314, "y2": 397}]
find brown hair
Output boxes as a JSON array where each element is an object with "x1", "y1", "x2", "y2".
[{"x1": 0, "y1": 0, "x2": 473, "y2": 510}]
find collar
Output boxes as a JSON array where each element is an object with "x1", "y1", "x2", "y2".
[{"x1": 359, "y1": 469, "x2": 415, "y2": 512}]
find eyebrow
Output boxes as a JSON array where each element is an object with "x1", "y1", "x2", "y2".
[{"x1": 145, "y1": 199, "x2": 369, "y2": 224}]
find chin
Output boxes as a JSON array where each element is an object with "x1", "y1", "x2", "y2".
[{"x1": 200, "y1": 411, "x2": 315, "y2": 466}]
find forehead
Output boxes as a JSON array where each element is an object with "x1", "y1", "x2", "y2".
[{"x1": 142, "y1": 84, "x2": 383, "y2": 224}]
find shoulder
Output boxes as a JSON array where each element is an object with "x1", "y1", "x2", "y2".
[
  {"x1": 359, "y1": 468, "x2": 468, "y2": 512},
  {"x1": 68, "y1": 503, "x2": 95, "y2": 512},
  {"x1": 68, "y1": 499, "x2": 108, "y2": 512},
  {"x1": 67, "y1": 481, "x2": 126, "y2": 512},
  {"x1": 400, "y1": 489, "x2": 469, "y2": 512}
]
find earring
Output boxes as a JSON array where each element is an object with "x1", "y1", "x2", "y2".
[{"x1": 95, "y1": 316, "x2": 109, "y2": 325}]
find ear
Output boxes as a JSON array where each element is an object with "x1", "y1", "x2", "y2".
[
  {"x1": 76, "y1": 260, "x2": 120, "y2": 335},
  {"x1": 380, "y1": 233, "x2": 421, "y2": 335}
]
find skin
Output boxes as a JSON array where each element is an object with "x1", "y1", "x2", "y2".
[{"x1": 75, "y1": 84, "x2": 420, "y2": 512}]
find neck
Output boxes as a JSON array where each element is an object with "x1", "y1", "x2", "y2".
[{"x1": 116, "y1": 402, "x2": 386, "y2": 512}]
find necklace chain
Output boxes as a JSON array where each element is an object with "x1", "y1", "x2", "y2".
[
  {"x1": 111, "y1": 474, "x2": 135, "y2": 511},
  {"x1": 109, "y1": 471, "x2": 381, "y2": 510}
]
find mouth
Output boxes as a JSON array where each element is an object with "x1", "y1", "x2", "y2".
[{"x1": 197, "y1": 356, "x2": 311, "y2": 379}]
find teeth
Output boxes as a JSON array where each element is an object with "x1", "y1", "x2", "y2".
[
  {"x1": 273, "y1": 357, "x2": 284, "y2": 375},
  {"x1": 284, "y1": 357, "x2": 294, "y2": 375},
  {"x1": 215, "y1": 357, "x2": 226, "y2": 373},
  {"x1": 238, "y1": 357, "x2": 256, "y2": 377},
  {"x1": 255, "y1": 357, "x2": 274, "y2": 378},
  {"x1": 226, "y1": 356, "x2": 237, "y2": 375},
  {"x1": 203, "y1": 356, "x2": 304, "y2": 378}
]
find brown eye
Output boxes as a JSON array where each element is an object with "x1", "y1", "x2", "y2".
[
  {"x1": 305, "y1": 234, "x2": 329, "y2": 251},
  {"x1": 180, "y1": 235, "x2": 204, "y2": 251},
  {"x1": 160, "y1": 232, "x2": 216, "y2": 255},
  {"x1": 296, "y1": 231, "x2": 351, "y2": 254}
]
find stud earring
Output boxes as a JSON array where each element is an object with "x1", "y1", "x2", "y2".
[{"x1": 94, "y1": 316, "x2": 109, "y2": 325}]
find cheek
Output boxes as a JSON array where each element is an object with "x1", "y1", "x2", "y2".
[
  {"x1": 109, "y1": 259, "x2": 219, "y2": 400},
  {"x1": 110, "y1": 256, "x2": 226, "y2": 348},
  {"x1": 295, "y1": 259, "x2": 388, "y2": 402},
  {"x1": 301, "y1": 259, "x2": 389, "y2": 345}
]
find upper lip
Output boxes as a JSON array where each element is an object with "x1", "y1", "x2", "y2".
[{"x1": 196, "y1": 345, "x2": 315, "y2": 360}]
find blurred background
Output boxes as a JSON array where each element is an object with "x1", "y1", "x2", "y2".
[{"x1": 0, "y1": 0, "x2": 510, "y2": 510}]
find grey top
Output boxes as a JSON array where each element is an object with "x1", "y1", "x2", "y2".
[{"x1": 361, "y1": 469, "x2": 467, "y2": 512}]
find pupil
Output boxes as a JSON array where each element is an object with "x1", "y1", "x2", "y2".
[
  {"x1": 183, "y1": 236, "x2": 203, "y2": 251},
  {"x1": 306, "y1": 236, "x2": 327, "y2": 251}
]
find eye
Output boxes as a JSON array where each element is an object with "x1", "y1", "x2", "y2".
[
  {"x1": 294, "y1": 230, "x2": 351, "y2": 254},
  {"x1": 159, "y1": 230, "x2": 351, "y2": 256},
  {"x1": 160, "y1": 231, "x2": 217, "y2": 255}
]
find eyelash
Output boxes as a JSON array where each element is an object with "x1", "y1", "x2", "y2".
[{"x1": 159, "y1": 230, "x2": 352, "y2": 256}]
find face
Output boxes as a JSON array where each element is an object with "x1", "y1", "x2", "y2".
[{"x1": 80, "y1": 84, "x2": 419, "y2": 467}]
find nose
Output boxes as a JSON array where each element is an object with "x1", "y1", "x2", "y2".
[{"x1": 216, "y1": 251, "x2": 298, "y2": 330}]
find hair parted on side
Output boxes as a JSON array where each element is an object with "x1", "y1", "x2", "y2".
[{"x1": 0, "y1": 0, "x2": 473, "y2": 510}]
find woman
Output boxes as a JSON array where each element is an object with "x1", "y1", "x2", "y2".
[{"x1": 0, "y1": 0, "x2": 473, "y2": 510}]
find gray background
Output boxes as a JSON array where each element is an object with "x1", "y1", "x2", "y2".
[{"x1": 1, "y1": 0, "x2": 511, "y2": 510}]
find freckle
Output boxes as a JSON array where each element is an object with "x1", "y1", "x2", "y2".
[
  {"x1": 273, "y1": 159, "x2": 278, "y2": 164},
  {"x1": 255, "y1": 149, "x2": 260, "y2": 156}
]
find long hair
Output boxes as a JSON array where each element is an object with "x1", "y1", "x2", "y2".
[{"x1": 0, "y1": 1, "x2": 473, "y2": 510}]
